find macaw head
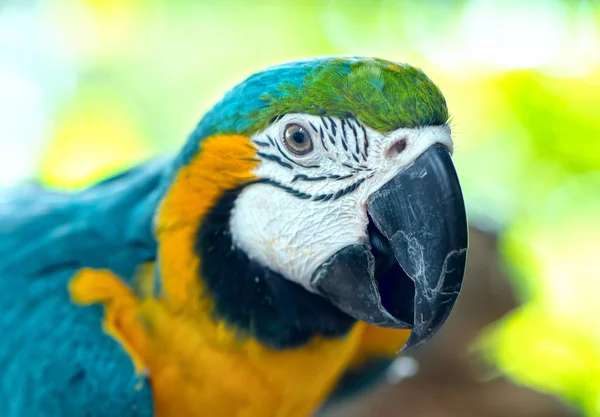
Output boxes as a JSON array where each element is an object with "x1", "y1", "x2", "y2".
[{"x1": 157, "y1": 57, "x2": 468, "y2": 351}]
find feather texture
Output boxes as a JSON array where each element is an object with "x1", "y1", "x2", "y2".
[{"x1": 0, "y1": 159, "x2": 168, "y2": 417}]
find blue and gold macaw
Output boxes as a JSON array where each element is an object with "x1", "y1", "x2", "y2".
[{"x1": 0, "y1": 57, "x2": 468, "y2": 417}]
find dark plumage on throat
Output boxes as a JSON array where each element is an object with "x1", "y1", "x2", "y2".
[{"x1": 194, "y1": 185, "x2": 355, "y2": 349}]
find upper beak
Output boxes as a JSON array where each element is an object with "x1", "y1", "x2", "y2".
[{"x1": 310, "y1": 144, "x2": 468, "y2": 351}]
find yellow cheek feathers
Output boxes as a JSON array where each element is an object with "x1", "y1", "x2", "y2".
[{"x1": 155, "y1": 134, "x2": 259, "y2": 308}]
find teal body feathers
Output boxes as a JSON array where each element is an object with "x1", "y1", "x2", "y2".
[{"x1": 0, "y1": 161, "x2": 167, "y2": 416}]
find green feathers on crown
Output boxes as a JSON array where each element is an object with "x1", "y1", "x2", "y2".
[{"x1": 262, "y1": 58, "x2": 449, "y2": 132}]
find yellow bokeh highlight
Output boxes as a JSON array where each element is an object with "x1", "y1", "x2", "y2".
[{"x1": 39, "y1": 88, "x2": 152, "y2": 189}]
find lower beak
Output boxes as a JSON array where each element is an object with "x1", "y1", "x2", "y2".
[{"x1": 310, "y1": 144, "x2": 468, "y2": 351}]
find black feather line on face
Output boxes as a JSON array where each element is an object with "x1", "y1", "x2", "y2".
[
  {"x1": 320, "y1": 135, "x2": 329, "y2": 151},
  {"x1": 332, "y1": 177, "x2": 366, "y2": 200},
  {"x1": 252, "y1": 139, "x2": 272, "y2": 148},
  {"x1": 361, "y1": 125, "x2": 369, "y2": 159},
  {"x1": 309, "y1": 122, "x2": 329, "y2": 151},
  {"x1": 327, "y1": 117, "x2": 337, "y2": 136},
  {"x1": 195, "y1": 185, "x2": 355, "y2": 349},
  {"x1": 313, "y1": 193, "x2": 334, "y2": 202},
  {"x1": 291, "y1": 174, "x2": 335, "y2": 183},
  {"x1": 258, "y1": 178, "x2": 312, "y2": 199},
  {"x1": 340, "y1": 161, "x2": 371, "y2": 172},
  {"x1": 310, "y1": 177, "x2": 366, "y2": 202},
  {"x1": 340, "y1": 137, "x2": 348, "y2": 151},
  {"x1": 317, "y1": 125, "x2": 328, "y2": 151},
  {"x1": 335, "y1": 173, "x2": 354, "y2": 181},
  {"x1": 341, "y1": 119, "x2": 347, "y2": 141},
  {"x1": 341, "y1": 162, "x2": 359, "y2": 171},
  {"x1": 257, "y1": 152, "x2": 294, "y2": 170},
  {"x1": 348, "y1": 118, "x2": 358, "y2": 138},
  {"x1": 259, "y1": 172, "x2": 365, "y2": 203}
]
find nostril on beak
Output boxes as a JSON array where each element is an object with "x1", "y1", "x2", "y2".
[{"x1": 386, "y1": 138, "x2": 407, "y2": 159}]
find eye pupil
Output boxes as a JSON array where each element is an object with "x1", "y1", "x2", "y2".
[
  {"x1": 284, "y1": 124, "x2": 313, "y2": 155},
  {"x1": 292, "y1": 130, "x2": 306, "y2": 144}
]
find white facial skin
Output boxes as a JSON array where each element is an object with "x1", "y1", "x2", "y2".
[{"x1": 229, "y1": 113, "x2": 453, "y2": 291}]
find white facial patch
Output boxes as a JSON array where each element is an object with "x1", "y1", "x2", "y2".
[{"x1": 229, "y1": 114, "x2": 453, "y2": 290}]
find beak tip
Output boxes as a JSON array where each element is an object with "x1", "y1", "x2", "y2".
[{"x1": 400, "y1": 334, "x2": 427, "y2": 353}]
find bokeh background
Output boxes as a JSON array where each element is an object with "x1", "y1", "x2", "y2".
[{"x1": 1, "y1": 0, "x2": 599, "y2": 416}]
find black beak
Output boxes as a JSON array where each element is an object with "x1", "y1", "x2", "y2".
[{"x1": 311, "y1": 144, "x2": 468, "y2": 351}]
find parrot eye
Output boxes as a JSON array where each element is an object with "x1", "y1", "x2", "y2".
[{"x1": 283, "y1": 124, "x2": 313, "y2": 155}]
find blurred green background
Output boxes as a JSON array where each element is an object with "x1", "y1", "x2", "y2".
[{"x1": 1, "y1": 0, "x2": 599, "y2": 415}]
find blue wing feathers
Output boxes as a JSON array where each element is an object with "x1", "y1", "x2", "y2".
[{"x1": 0, "y1": 158, "x2": 170, "y2": 417}]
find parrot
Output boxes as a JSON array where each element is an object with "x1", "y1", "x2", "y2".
[{"x1": 0, "y1": 56, "x2": 468, "y2": 417}]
